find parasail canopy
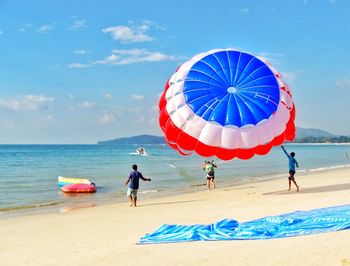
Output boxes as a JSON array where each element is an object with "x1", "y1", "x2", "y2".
[{"x1": 159, "y1": 49, "x2": 295, "y2": 160}]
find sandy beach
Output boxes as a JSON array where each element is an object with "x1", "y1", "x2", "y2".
[{"x1": 1, "y1": 167, "x2": 350, "y2": 266}]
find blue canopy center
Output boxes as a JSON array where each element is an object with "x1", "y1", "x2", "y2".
[{"x1": 183, "y1": 50, "x2": 280, "y2": 127}]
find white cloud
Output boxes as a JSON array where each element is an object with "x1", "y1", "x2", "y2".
[
  {"x1": 74, "y1": 49, "x2": 88, "y2": 55},
  {"x1": 36, "y1": 114, "x2": 54, "y2": 123},
  {"x1": 37, "y1": 25, "x2": 54, "y2": 33},
  {"x1": 281, "y1": 72, "x2": 297, "y2": 82},
  {"x1": 19, "y1": 23, "x2": 33, "y2": 32},
  {"x1": 78, "y1": 101, "x2": 96, "y2": 109},
  {"x1": 131, "y1": 94, "x2": 145, "y2": 100},
  {"x1": 128, "y1": 107, "x2": 142, "y2": 114},
  {"x1": 152, "y1": 104, "x2": 159, "y2": 111},
  {"x1": 68, "y1": 63, "x2": 91, "y2": 68},
  {"x1": 102, "y1": 93, "x2": 113, "y2": 99},
  {"x1": 102, "y1": 23, "x2": 153, "y2": 43},
  {"x1": 93, "y1": 54, "x2": 120, "y2": 65},
  {"x1": 92, "y1": 49, "x2": 179, "y2": 65},
  {"x1": 0, "y1": 95, "x2": 54, "y2": 111},
  {"x1": 135, "y1": 115, "x2": 145, "y2": 123},
  {"x1": 149, "y1": 116, "x2": 157, "y2": 124},
  {"x1": 69, "y1": 19, "x2": 87, "y2": 30},
  {"x1": 336, "y1": 79, "x2": 350, "y2": 89},
  {"x1": 239, "y1": 8, "x2": 249, "y2": 13},
  {"x1": 99, "y1": 112, "x2": 116, "y2": 125}
]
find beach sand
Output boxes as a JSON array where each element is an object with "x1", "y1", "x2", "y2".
[{"x1": 1, "y1": 167, "x2": 350, "y2": 266}]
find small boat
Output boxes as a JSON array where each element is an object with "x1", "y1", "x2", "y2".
[
  {"x1": 61, "y1": 183, "x2": 96, "y2": 193},
  {"x1": 136, "y1": 147, "x2": 146, "y2": 155},
  {"x1": 58, "y1": 176, "x2": 92, "y2": 187}
]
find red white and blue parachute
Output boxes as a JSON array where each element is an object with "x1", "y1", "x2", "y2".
[{"x1": 159, "y1": 49, "x2": 296, "y2": 160}]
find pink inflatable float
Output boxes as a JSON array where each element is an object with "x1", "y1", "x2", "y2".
[{"x1": 61, "y1": 183, "x2": 96, "y2": 193}]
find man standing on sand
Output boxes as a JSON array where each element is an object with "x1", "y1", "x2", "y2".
[
  {"x1": 125, "y1": 164, "x2": 151, "y2": 207},
  {"x1": 281, "y1": 145, "x2": 300, "y2": 192}
]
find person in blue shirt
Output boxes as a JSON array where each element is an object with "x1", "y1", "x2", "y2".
[
  {"x1": 281, "y1": 145, "x2": 300, "y2": 192},
  {"x1": 125, "y1": 164, "x2": 151, "y2": 207}
]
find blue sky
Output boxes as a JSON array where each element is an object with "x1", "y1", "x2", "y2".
[{"x1": 0, "y1": 0, "x2": 349, "y2": 144}]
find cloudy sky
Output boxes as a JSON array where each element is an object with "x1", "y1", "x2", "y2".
[{"x1": 0, "y1": 0, "x2": 349, "y2": 143}]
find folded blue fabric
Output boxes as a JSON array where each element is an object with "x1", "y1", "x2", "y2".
[{"x1": 139, "y1": 204, "x2": 350, "y2": 244}]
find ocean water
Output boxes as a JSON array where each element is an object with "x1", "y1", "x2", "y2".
[{"x1": 0, "y1": 144, "x2": 349, "y2": 216}]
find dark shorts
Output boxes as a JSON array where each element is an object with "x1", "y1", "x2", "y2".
[
  {"x1": 289, "y1": 170, "x2": 296, "y2": 181},
  {"x1": 206, "y1": 171, "x2": 215, "y2": 180}
]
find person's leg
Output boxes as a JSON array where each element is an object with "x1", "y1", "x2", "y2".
[
  {"x1": 292, "y1": 180, "x2": 299, "y2": 192},
  {"x1": 211, "y1": 178, "x2": 216, "y2": 189},
  {"x1": 127, "y1": 188, "x2": 134, "y2": 206},
  {"x1": 133, "y1": 196, "x2": 137, "y2": 207},
  {"x1": 290, "y1": 171, "x2": 299, "y2": 191},
  {"x1": 128, "y1": 196, "x2": 134, "y2": 206},
  {"x1": 288, "y1": 178, "x2": 291, "y2": 191},
  {"x1": 207, "y1": 179, "x2": 211, "y2": 191}
]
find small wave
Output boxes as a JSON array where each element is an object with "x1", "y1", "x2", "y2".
[
  {"x1": 138, "y1": 189, "x2": 160, "y2": 194},
  {"x1": 60, "y1": 203, "x2": 96, "y2": 213},
  {"x1": 0, "y1": 201, "x2": 59, "y2": 212},
  {"x1": 129, "y1": 152, "x2": 149, "y2": 156},
  {"x1": 300, "y1": 164, "x2": 350, "y2": 173},
  {"x1": 190, "y1": 183, "x2": 206, "y2": 187}
]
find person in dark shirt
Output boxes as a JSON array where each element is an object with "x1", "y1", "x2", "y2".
[
  {"x1": 125, "y1": 164, "x2": 151, "y2": 207},
  {"x1": 281, "y1": 145, "x2": 300, "y2": 192}
]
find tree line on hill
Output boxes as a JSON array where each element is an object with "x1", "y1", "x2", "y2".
[{"x1": 294, "y1": 136, "x2": 350, "y2": 143}]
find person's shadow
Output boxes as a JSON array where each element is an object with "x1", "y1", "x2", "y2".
[{"x1": 263, "y1": 183, "x2": 350, "y2": 195}]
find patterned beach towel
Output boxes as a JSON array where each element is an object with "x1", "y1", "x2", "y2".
[{"x1": 139, "y1": 204, "x2": 350, "y2": 244}]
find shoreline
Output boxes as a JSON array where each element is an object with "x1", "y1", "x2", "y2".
[
  {"x1": 1, "y1": 166, "x2": 350, "y2": 265},
  {"x1": 2, "y1": 163, "x2": 350, "y2": 219}
]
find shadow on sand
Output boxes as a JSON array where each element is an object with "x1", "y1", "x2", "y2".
[
  {"x1": 139, "y1": 200, "x2": 204, "y2": 207},
  {"x1": 263, "y1": 183, "x2": 350, "y2": 195}
]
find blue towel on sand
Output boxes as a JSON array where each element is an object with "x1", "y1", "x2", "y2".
[{"x1": 138, "y1": 204, "x2": 350, "y2": 244}]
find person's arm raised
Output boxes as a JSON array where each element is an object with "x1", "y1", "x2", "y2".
[{"x1": 281, "y1": 145, "x2": 289, "y2": 157}]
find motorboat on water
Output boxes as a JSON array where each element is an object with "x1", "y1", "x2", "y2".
[{"x1": 136, "y1": 147, "x2": 146, "y2": 155}]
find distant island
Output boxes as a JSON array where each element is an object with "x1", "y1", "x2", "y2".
[
  {"x1": 294, "y1": 127, "x2": 350, "y2": 143},
  {"x1": 97, "y1": 128, "x2": 350, "y2": 145}
]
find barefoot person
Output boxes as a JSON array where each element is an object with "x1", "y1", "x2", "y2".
[
  {"x1": 281, "y1": 145, "x2": 300, "y2": 192},
  {"x1": 203, "y1": 160, "x2": 217, "y2": 191},
  {"x1": 125, "y1": 164, "x2": 151, "y2": 207}
]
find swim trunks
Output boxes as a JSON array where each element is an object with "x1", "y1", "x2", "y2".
[
  {"x1": 207, "y1": 171, "x2": 215, "y2": 180},
  {"x1": 288, "y1": 170, "x2": 296, "y2": 181},
  {"x1": 127, "y1": 187, "x2": 138, "y2": 197}
]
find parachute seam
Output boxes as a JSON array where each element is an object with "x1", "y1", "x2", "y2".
[
  {"x1": 212, "y1": 53, "x2": 230, "y2": 85},
  {"x1": 233, "y1": 52, "x2": 241, "y2": 85},
  {"x1": 195, "y1": 59, "x2": 227, "y2": 85},
  {"x1": 187, "y1": 69, "x2": 224, "y2": 86},
  {"x1": 234, "y1": 56, "x2": 256, "y2": 87},
  {"x1": 235, "y1": 64, "x2": 267, "y2": 88},
  {"x1": 240, "y1": 74, "x2": 276, "y2": 88}
]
